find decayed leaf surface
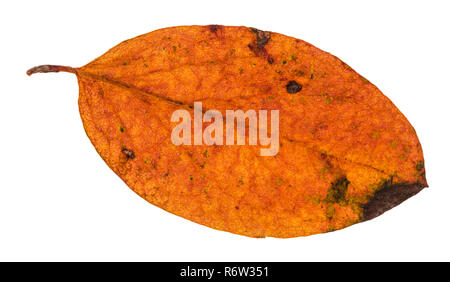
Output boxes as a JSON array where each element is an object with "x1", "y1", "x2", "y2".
[{"x1": 28, "y1": 25, "x2": 427, "y2": 238}]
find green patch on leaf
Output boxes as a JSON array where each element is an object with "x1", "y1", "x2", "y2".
[
  {"x1": 325, "y1": 177, "x2": 350, "y2": 205},
  {"x1": 276, "y1": 177, "x2": 283, "y2": 185},
  {"x1": 389, "y1": 141, "x2": 398, "y2": 148},
  {"x1": 415, "y1": 160, "x2": 424, "y2": 171},
  {"x1": 371, "y1": 131, "x2": 380, "y2": 139}
]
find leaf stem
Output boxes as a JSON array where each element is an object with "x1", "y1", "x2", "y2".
[{"x1": 26, "y1": 65, "x2": 77, "y2": 76}]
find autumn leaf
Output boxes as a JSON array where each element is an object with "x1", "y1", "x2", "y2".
[{"x1": 27, "y1": 25, "x2": 427, "y2": 238}]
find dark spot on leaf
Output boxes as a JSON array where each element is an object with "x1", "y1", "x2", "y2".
[
  {"x1": 249, "y1": 28, "x2": 271, "y2": 49},
  {"x1": 286, "y1": 80, "x2": 302, "y2": 94},
  {"x1": 361, "y1": 181, "x2": 427, "y2": 221},
  {"x1": 208, "y1": 24, "x2": 223, "y2": 34},
  {"x1": 295, "y1": 70, "x2": 305, "y2": 76},
  {"x1": 121, "y1": 147, "x2": 135, "y2": 159},
  {"x1": 248, "y1": 28, "x2": 273, "y2": 64}
]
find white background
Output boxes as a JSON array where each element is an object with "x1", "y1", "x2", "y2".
[{"x1": 1, "y1": 0, "x2": 449, "y2": 261}]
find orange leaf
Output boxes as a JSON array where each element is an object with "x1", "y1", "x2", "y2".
[{"x1": 27, "y1": 25, "x2": 427, "y2": 238}]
